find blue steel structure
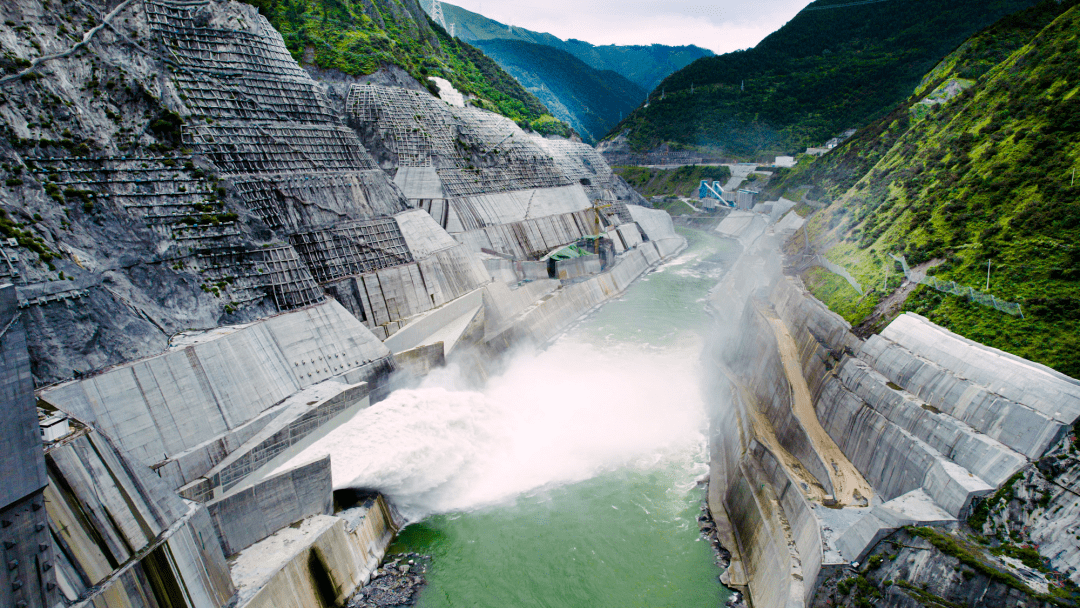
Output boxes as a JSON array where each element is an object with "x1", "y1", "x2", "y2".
[{"x1": 698, "y1": 180, "x2": 735, "y2": 207}]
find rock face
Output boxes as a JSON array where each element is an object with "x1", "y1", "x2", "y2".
[{"x1": 0, "y1": 0, "x2": 649, "y2": 385}]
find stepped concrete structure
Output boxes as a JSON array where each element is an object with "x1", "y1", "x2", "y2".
[
  {"x1": 706, "y1": 210, "x2": 1080, "y2": 608},
  {"x1": 2, "y1": 0, "x2": 1076, "y2": 600}
]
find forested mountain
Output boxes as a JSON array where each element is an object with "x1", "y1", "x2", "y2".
[
  {"x1": 608, "y1": 0, "x2": 1040, "y2": 158},
  {"x1": 240, "y1": 0, "x2": 570, "y2": 133},
  {"x1": 470, "y1": 39, "x2": 645, "y2": 143},
  {"x1": 766, "y1": 0, "x2": 1080, "y2": 377},
  {"x1": 437, "y1": 2, "x2": 712, "y2": 92}
]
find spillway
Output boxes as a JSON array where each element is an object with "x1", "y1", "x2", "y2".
[{"x1": 279, "y1": 227, "x2": 738, "y2": 606}]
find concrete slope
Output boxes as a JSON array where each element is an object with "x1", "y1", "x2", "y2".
[
  {"x1": 721, "y1": 367, "x2": 828, "y2": 502},
  {"x1": 757, "y1": 303, "x2": 873, "y2": 507}
]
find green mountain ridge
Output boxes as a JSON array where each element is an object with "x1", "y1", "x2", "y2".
[
  {"x1": 240, "y1": 0, "x2": 570, "y2": 134},
  {"x1": 470, "y1": 39, "x2": 645, "y2": 144},
  {"x1": 609, "y1": 0, "x2": 1040, "y2": 159},
  {"x1": 767, "y1": 0, "x2": 1080, "y2": 378},
  {"x1": 437, "y1": 2, "x2": 712, "y2": 92}
]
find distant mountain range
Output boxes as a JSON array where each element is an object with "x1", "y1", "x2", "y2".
[
  {"x1": 439, "y1": 3, "x2": 712, "y2": 92},
  {"x1": 608, "y1": 0, "x2": 1041, "y2": 158},
  {"x1": 431, "y1": 2, "x2": 710, "y2": 142},
  {"x1": 470, "y1": 39, "x2": 645, "y2": 143}
]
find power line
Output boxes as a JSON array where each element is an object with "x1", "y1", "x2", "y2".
[{"x1": 803, "y1": 0, "x2": 895, "y2": 11}]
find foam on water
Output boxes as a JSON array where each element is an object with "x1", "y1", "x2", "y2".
[{"x1": 277, "y1": 338, "x2": 706, "y2": 521}]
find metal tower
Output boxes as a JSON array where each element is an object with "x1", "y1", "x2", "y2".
[{"x1": 431, "y1": 0, "x2": 448, "y2": 29}]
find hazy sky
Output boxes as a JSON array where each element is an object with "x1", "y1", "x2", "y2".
[{"x1": 444, "y1": 1, "x2": 815, "y2": 54}]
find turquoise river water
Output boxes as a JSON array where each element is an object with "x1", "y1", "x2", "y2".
[{"x1": 388, "y1": 227, "x2": 738, "y2": 607}]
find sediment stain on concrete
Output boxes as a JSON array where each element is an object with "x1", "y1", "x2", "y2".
[{"x1": 756, "y1": 301, "x2": 873, "y2": 507}]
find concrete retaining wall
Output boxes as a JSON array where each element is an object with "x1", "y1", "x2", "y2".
[
  {"x1": 769, "y1": 276, "x2": 859, "y2": 397},
  {"x1": 881, "y1": 313, "x2": 1080, "y2": 424},
  {"x1": 207, "y1": 457, "x2": 333, "y2": 557},
  {"x1": 444, "y1": 185, "x2": 592, "y2": 232},
  {"x1": 392, "y1": 343, "x2": 446, "y2": 381},
  {"x1": 203, "y1": 382, "x2": 369, "y2": 495},
  {"x1": 510, "y1": 246, "x2": 655, "y2": 345},
  {"x1": 751, "y1": 442, "x2": 824, "y2": 607},
  {"x1": 550, "y1": 254, "x2": 601, "y2": 280},
  {"x1": 706, "y1": 339, "x2": 801, "y2": 606},
  {"x1": 482, "y1": 280, "x2": 559, "y2": 339},
  {"x1": 724, "y1": 465, "x2": 802, "y2": 608},
  {"x1": 153, "y1": 408, "x2": 281, "y2": 492},
  {"x1": 75, "y1": 507, "x2": 234, "y2": 608},
  {"x1": 41, "y1": 301, "x2": 391, "y2": 469},
  {"x1": 815, "y1": 374, "x2": 992, "y2": 517},
  {"x1": 233, "y1": 496, "x2": 396, "y2": 608},
  {"x1": 454, "y1": 209, "x2": 600, "y2": 261},
  {"x1": 627, "y1": 205, "x2": 678, "y2": 243},
  {"x1": 836, "y1": 358, "x2": 1026, "y2": 487},
  {"x1": 46, "y1": 430, "x2": 233, "y2": 606},
  {"x1": 616, "y1": 223, "x2": 643, "y2": 250},
  {"x1": 726, "y1": 301, "x2": 834, "y2": 495},
  {"x1": 382, "y1": 287, "x2": 484, "y2": 355},
  {"x1": 860, "y1": 334, "x2": 1066, "y2": 459},
  {"x1": 395, "y1": 209, "x2": 460, "y2": 259}
]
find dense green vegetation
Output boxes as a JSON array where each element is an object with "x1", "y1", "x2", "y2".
[
  {"x1": 471, "y1": 39, "x2": 645, "y2": 143},
  {"x1": 240, "y1": 0, "x2": 566, "y2": 128},
  {"x1": 439, "y1": 2, "x2": 711, "y2": 91},
  {"x1": 613, "y1": 164, "x2": 731, "y2": 199},
  {"x1": 609, "y1": 0, "x2": 1039, "y2": 158},
  {"x1": 771, "y1": 0, "x2": 1080, "y2": 378}
]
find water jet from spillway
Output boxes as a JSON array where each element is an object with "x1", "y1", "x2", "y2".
[{"x1": 277, "y1": 338, "x2": 708, "y2": 521}]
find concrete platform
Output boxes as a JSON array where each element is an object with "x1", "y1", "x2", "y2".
[
  {"x1": 230, "y1": 496, "x2": 396, "y2": 608},
  {"x1": 836, "y1": 489, "x2": 957, "y2": 563},
  {"x1": 41, "y1": 301, "x2": 391, "y2": 469}
]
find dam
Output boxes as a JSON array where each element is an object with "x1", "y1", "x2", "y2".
[
  {"x1": 281, "y1": 226, "x2": 738, "y2": 606},
  {"x1": 3, "y1": 0, "x2": 1080, "y2": 606}
]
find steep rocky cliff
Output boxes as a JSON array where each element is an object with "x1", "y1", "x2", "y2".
[{"x1": 0, "y1": 0, "x2": 645, "y2": 388}]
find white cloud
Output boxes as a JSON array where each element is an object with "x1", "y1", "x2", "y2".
[{"x1": 444, "y1": 0, "x2": 813, "y2": 54}]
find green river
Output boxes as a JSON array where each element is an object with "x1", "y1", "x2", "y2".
[{"x1": 389, "y1": 227, "x2": 737, "y2": 607}]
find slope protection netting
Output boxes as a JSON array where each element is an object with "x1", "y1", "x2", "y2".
[
  {"x1": 348, "y1": 84, "x2": 572, "y2": 197},
  {"x1": 142, "y1": 0, "x2": 410, "y2": 313},
  {"x1": 891, "y1": 254, "x2": 1023, "y2": 317}
]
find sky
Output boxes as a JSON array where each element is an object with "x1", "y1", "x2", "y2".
[{"x1": 443, "y1": 1, "x2": 815, "y2": 54}]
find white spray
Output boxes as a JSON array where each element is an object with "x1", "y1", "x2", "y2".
[{"x1": 277, "y1": 267, "x2": 713, "y2": 522}]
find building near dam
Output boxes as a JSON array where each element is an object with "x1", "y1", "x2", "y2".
[{"x1": 0, "y1": 0, "x2": 685, "y2": 606}]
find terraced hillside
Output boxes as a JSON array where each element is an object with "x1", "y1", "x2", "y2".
[
  {"x1": 0, "y1": 0, "x2": 647, "y2": 385},
  {"x1": 242, "y1": 0, "x2": 571, "y2": 133}
]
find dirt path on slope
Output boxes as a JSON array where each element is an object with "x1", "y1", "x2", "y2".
[
  {"x1": 757, "y1": 304, "x2": 873, "y2": 506},
  {"x1": 854, "y1": 259, "x2": 944, "y2": 338}
]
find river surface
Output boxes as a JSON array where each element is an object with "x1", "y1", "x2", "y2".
[{"x1": 387, "y1": 227, "x2": 738, "y2": 607}]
